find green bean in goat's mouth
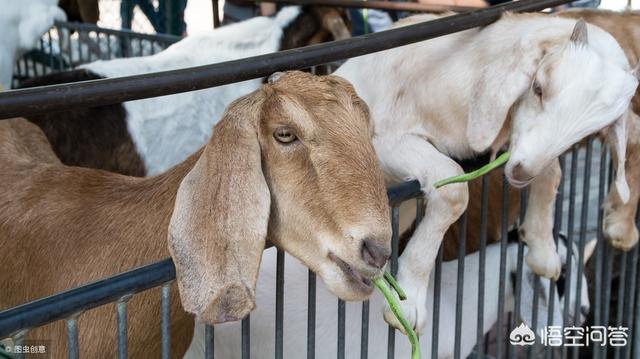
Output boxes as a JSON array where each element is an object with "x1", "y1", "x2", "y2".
[
  {"x1": 374, "y1": 274, "x2": 420, "y2": 359},
  {"x1": 433, "y1": 152, "x2": 511, "y2": 188}
]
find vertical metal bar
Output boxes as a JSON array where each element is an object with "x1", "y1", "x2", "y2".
[
  {"x1": 117, "y1": 295, "x2": 132, "y2": 359},
  {"x1": 360, "y1": 300, "x2": 369, "y2": 359},
  {"x1": 387, "y1": 206, "x2": 400, "y2": 359},
  {"x1": 453, "y1": 212, "x2": 467, "y2": 359},
  {"x1": 476, "y1": 175, "x2": 489, "y2": 357},
  {"x1": 633, "y1": 251, "x2": 640, "y2": 359},
  {"x1": 622, "y1": 243, "x2": 638, "y2": 359},
  {"x1": 161, "y1": 283, "x2": 171, "y2": 359},
  {"x1": 242, "y1": 316, "x2": 250, "y2": 359},
  {"x1": 510, "y1": 188, "x2": 528, "y2": 359},
  {"x1": 528, "y1": 277, "x2": 541, "y2": 359},
  {"x1": 212, "y1": 0, "x2": 220, "y2": 28},
  {"x1": 275, "y1": 249, "x2": 285, "y2": 359},
  {"x1": 621, "y1": 244, "x2": 638, "y2": 359},
  {"x1": 338, "y1": 300, "x2": 346, "y2": 359},
  {"x1": 546, "y1": 154, "x2": 566, "y2": 359},
  {"x1": 562, "y1": 146, "x2": 579, "y2": 343},
  {"x1": 307, "y1": 270, "x2": 316, "y2": 359},
  {"x1": 205, "y1": 324, "x2": 215, "y2": 359},
  {"x1": 67, "y1": 317, "x2": 79, "y2": 359},
  {"x1": 601, "y1": 155, "x2": 616, "y2": 359},
  {"x1": 614, "y1": 252, "x2": 627, "y2": 359},
  {"x1": 431, "y1": 245, "x2": 443, "y2": 359},
  {"x1": 496, "y1": 175, "x2": 510, "y2": 359},
  {"x1": 573, "y1": 140, "x2": 592, "y2": 334},
  {"x1": 593, "y1": 142, "x2": 608, "y2": 359}
]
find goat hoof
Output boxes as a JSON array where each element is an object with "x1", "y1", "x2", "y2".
[
  {"x1": 603, "y1": 213, "x2": 639, "y2": 251},
  {"x1": 382, "y1": 282, "x2": 427, "y2": 336},
  {"x1": 525, "y1": 246, "x2": 561, "y2": 280}
]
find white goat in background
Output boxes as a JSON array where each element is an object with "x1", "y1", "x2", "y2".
[
  {"x1": 334, "y1": 13, "x2": 638, "y2": 333},
  {"x1": 0, "y1": 0, "x2": 66, "y2": 89},
  {"x1": 187, "y1": 238, "x2": 593, "y2": 359}
]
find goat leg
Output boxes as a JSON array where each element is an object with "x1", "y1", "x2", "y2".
[
  {"x1": 374, "y1": 134, "x2": 468, "y2": 334},
  {"x1": 518, "y1": 158, "x2": 562, "y2": 280}
]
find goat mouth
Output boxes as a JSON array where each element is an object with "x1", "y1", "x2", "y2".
[
  {"x1": 327, "y1": 252, "x2": 374, "y2": 293},
  {"x1": 506, "y1": 176, "x2": 534, "y2": 189}
]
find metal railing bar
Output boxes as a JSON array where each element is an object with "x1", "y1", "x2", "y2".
[
  {"x1": 496, "y1": 175, "x2": 510, "y2": 359},
  {"x1": 453, "y1": 211, "x2": 467, "y2": 359},
  {"x1": 431, "y1": 245, "x2": 443, "y2": 359},
  {"x1": 622, "y1": 245, "x2": 638, "y2": 359},
  {"x1": 475, "y1": 175, "x2": 489, "y2": 357},
  {"x1": 205, "y1": 324, "x2": 215, "y2": 359},
  {"x1": 338, "y1": 299, "x2": 346, "y2": 359},
  {"x1": 387, "y1": 206, "x2": 400, "y2": 359},
  {"x1": 0, "y1": 0, "x2": 574, "y2": 119},
  {"x1": 66, "y1": 317, "x2": 79, "y2": 359},
  {"x1": 53, "y1": 21, "x2": 181, "y2": 43},
  {"x1": 546, "y1": 154, "x2": 566, "y2": 359},
  {"x1": 593, "y1": 143, "x2": 608, "y2": 359},
  {"x1": 360, "y1": 300, "x2": 369, "y2": 359},
  {"x1": 241, "y1": 316, "x2": 250, "y2": 359},
  {"x1": 161, "y1": 283, "x2": 171, "y2": 359},
  {"x1": 614, "y1": 252, "x2": 628, "y2": 359},
  {"x1": 307, "y1": 270, "x2": 316, "y2": 359},
  {"x1": 0, "y1": 258, "x2": 175, "y2": 338},
  {"x1": 265, "y1": 0, "x2": 479, "y2": 13},
  {"x1": 570, "y1": 140, "x2": 593, "y2": 359},
  {"x1": 117, "y1": 295, "x2": 131, "y2": 359},
  {"x1": 562, "y1": 146, "x2": 578, "y2": 333},
  {"x1": 275, "y1": 249, "x2": 285, "y2": 359}
]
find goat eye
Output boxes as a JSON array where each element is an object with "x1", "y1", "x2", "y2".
[
  {"x1": 274, "y1": 127, "x2": 297, "y2": 144},
  {"x1": 533, "y1": 81, "x2": 543, "y2": 98}
]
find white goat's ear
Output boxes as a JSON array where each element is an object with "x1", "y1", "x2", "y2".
[
  {"x1": 467, "y1": 51, "x2": 540, "y2": 152},
  {"x1": 608, "y1": 110, "x2": 631, "y2": 204},
  {"x1": 569, "y1": 19, "x2": 589, "y2": 46},
  {"x1": 168, "y1": 93, "x2": 270, "y2": 324},
  {"x1": 519, "y1": 270, "x2": 563, "y2": 329},
  {"x1": 583, "y1": 239, "x2": 597, "y2": 265}
]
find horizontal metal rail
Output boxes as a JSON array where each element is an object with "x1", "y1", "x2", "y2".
[
  {"x1": 0, "y1": 0, "x2": 573, "y2": 119},
  {"x1": 262, "y1": 0, "x2": 479, "y2": 13},
  {"x1": 0, "y1": 181, "x2": 422, "y2": 339}
]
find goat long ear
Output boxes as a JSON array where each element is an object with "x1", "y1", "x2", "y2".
[
  {"x1": 467, "y1": 51, "x2": 540, "y2": 153},
  {"x1": 520, "y1": 271, "x2": 563, "y2": 329},
  {"x1": 168, "y1": 93, "x2": 270, "y2": 324},
  {"x1": 608, "y1": 110, "x2": 632, "y2": 204}
]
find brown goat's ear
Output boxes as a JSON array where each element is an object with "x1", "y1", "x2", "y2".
[
  {"x1": 321, "y1": 10, "x2": 351, "y2": 41},
  {"x1": 168, "y1": 94, "x2": 270, "y2": 324}
]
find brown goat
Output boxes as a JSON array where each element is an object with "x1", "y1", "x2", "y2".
[{"x1": 0, "y1": 71, "x2": 391, "y2": 358}]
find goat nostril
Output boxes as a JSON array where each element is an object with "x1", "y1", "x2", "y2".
[{"x1": 361, "y1": 239, "x2": 390, "y2": 269}]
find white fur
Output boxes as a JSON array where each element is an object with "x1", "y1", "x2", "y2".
[
  {"x1": 81, "y1": 7, "x2": 301, "y2": 175},
  {"x1": 185, "y1": 239, "x2": 589, "y2": 359},
  {"x1": 0, "y1": 0, "x2": 66, "y2": 89},
  {"x1": 333, "y1": 13, "x2": 637, "y2": 333}
]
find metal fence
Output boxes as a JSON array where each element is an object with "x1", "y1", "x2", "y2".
[
  {"x1": 1, "y1": 0, "x2": 638, "y2": 358},
  {"x1": 11, "y1": 20, "x2": 179, "y2": 89}
]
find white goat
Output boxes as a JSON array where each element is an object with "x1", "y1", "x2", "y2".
[
  {"x1": 187, "y1": 237, "x2": 594, "y2": 359},
  {"x1": 334, "y1": 13, "x2": 638, "y2": 333},
  {"x1": 0, "y1": 0, "x2": 66, "y2": 89}
]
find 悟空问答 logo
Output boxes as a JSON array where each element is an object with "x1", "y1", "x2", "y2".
[{"x1": 510, "y1": 323, "x2": 536, "y2": 346}]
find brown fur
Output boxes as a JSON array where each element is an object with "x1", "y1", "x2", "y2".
[
  {"x1": 0, "y1": 71, "x2": 391, "y2": 358},
  {"x1": 281, "y1": 7, "x2": 351, "y2": 50},
  {"x1": 20, "y1": 70, "x2": 146, "y2": 177},
  {"x1": 58, "y1": 0, "x2": 99, "y2": 24}
]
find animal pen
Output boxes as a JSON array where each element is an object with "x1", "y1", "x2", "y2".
[{"x1": 0, "y1": 0, "x2": 638, "y2": 358}]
